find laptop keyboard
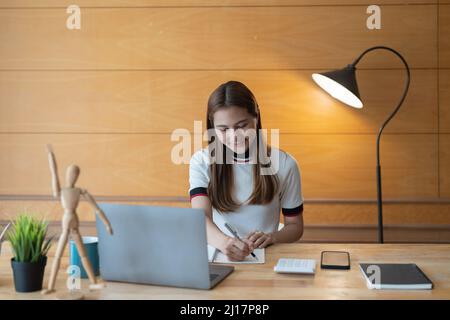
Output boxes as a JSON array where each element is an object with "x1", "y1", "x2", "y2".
[{"x1": 210, "y1": 273, "x2": 219, "y2": 281}]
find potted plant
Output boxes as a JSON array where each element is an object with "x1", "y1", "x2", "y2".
[{"x1": 7, "y1": 215, "x2": 53, "y2": 292}]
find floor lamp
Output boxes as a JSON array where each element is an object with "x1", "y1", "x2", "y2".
[{"x1": 312, "y1": 46, "x2": 411, "y2": 243}]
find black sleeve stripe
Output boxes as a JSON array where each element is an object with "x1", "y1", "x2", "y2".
[
  {"x1": 282, "y1": 203, "x2": 304, "y2": 216},
  {"x1": 189, "y1": 187, "x2": 208, "y2": 197}
]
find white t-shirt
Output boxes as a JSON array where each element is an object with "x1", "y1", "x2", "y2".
[{"x1": 189, "y1": 147, "x2": 304, "y2": 239}]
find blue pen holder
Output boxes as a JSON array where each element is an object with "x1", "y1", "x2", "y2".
[{"x1": 69, "y1": 236, "x2": 100, "y2": 279}]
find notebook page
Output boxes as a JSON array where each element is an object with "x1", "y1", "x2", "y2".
[{"x1": 207, "y1": 245, "x2": 265, "y2": 264}]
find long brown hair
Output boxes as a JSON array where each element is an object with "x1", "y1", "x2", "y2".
[{"x1": 206, "y1": 81, "x2": 279, "y2": 213}]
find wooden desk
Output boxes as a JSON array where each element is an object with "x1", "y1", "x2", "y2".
[{"x1": 1, "y1": 242, "x2": 449, "y2": 299}]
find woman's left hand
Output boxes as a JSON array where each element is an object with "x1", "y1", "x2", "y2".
[{"x1": 245, "y1": 230, "x2": 274, "y2": 249}]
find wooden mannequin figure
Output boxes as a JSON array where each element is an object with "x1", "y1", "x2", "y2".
[{"x1": 42, "y1": 145, "x2": 113, "y2": 296}]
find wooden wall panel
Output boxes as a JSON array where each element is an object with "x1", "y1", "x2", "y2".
[
  {"x1": 440, "y1": 4, "x2": 450, "y2": 68},
  {"x1": 281, "y1": 134, "x2": 438, "y2": 199},
  {"x1": 0, "y1": 133, "x2": 438, "y2": 198},
  {"x1": 0, "y1": 69, "x2": 437, "y2": 134},
  {"x1": 2, "y1": 200, "x2": 450, "y2": 225},
  {"x1": 0, "y1": 5, "x2": 437, "y2": 70},
  {"x1": 0, "y1": 133, "x2": 189, "y2": 197},
  {"x1": 0, "y1": 201, "x2": 190, "y2": 223},
  {"x1": 0, "y1": 1, "x2": 438, "y2": 8},
  {"x1": 441, "y1": 134, "x2": 450, "y2": 198},
  {"x1": 440, "y1": 3, "x2": 450, "y2": 199},
  {"x1": 0, "y1": 1, "x2": 448, "y2": 243},
  {"x1": 440, "y1": 71, "x2": 450, "y2": 133}
]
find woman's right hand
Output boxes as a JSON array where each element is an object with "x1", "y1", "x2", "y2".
[{"x1": 221, "y1": 237, "x2": 255, "y2": 261}]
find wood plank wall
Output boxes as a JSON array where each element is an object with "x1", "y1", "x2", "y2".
[{"x1": 0, "y1": 0, "x2": 449, "y2": 242}]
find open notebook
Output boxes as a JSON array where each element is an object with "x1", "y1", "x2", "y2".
[{"x1": 207, "y1": 245, "x2": 265, "y2": 264}]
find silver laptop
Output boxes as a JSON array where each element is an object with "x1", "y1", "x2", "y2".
[{"x1": 96, "y1": 203, "x2": 234, "y2": 290}]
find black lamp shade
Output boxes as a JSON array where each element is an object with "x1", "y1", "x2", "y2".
[{"x1": 312, "y1": 64, "x2": 363, "y2": 109}]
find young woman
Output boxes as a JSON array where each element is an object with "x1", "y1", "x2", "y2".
[{"x1": 189, "y1": 81, "x2": 304, "y2": 261}]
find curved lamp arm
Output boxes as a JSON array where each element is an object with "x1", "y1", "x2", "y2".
[{"x1": 352, "y1": 46, "x2": 411, "y2": 243}]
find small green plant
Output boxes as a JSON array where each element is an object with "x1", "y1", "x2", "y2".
[{"x1": 8, "y1": 215, "x2": 53, "y2": 263}]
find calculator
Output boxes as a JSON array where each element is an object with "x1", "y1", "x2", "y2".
[{"x1": 274, "y1": 258, "x2": 316, "y2": 274}]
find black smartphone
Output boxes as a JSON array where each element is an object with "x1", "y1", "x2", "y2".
[{"x1": 320, "y1": 251, "x2": 351, "y2": 270}]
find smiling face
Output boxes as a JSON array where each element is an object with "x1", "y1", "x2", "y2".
[{"x1": 212, "y1": 105, "x2": 258, "y2": 154}]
